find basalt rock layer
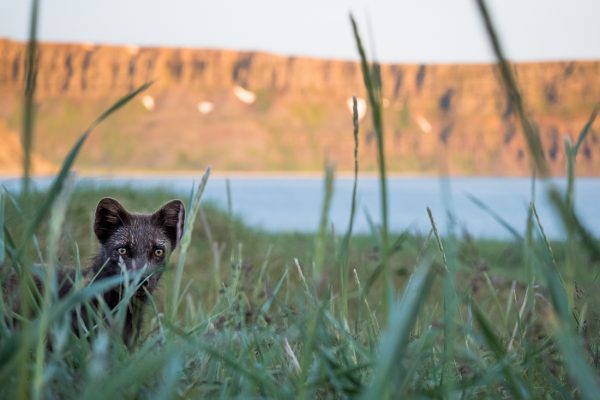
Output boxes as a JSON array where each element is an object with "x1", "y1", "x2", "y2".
[{"x1": 1, "y1": 38, "x2": 598, "y2": 175}]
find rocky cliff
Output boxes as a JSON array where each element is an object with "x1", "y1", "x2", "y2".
[{"x1": 1, "y1": 38, "x2": 598, "y2": 175}]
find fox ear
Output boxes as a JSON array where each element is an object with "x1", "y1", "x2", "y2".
[
  {"x1": 94, "y1": 198, "x2": 130, "y2": 243},
  {"x1": 153, "y1": 200, "x2": 185, "y2": 249}
]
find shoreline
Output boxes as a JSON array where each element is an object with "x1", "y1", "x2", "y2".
[{"x1": 0, "y1": 169, "x2": 597, "y2": 180}]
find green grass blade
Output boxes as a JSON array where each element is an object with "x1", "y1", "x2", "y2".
[
  {"x1": 467, "y1": 194, "x2": 523, "y2": 240},
  {"x1": 20, "y1": 0, "x2": 39, "y2": 201},
  {"x1": 548, "y1": 188, "x2": 600, "y2": 263},
  {"x1": 574, "y1": 107, "x2": 598, "y2": 154},
  {"x1": 22, "y1": 82, "x2": 152, "y2": 244},
  {"x1": 169, "y1": 167, "x2": 211, "y2": 320},
  {"x1": 16, "y1": 1, "x2": 39, "y2": 397},
  {"x1": 530, "y1": 202, "x2": 557, "y2": 266},
  {"x1": 541, "y1": 240, "x2": 570, "y2": 322},
  {"x1": 314, "y1": 163, "x2": 334, "y2": 280},
  {"x1": 427, "y1": 206, "x2": 459, "y2": 392},
  {"x1": 567, "y1": 111, "x2": 596, "y2": 216},
  {"x1": 2, "y1": 225, "x2": 18, "y2": 267},
  {"x1": 363, "y1": 207, "x2": 382, "y2": 248},
  {"x1": 0, "y1": 274, "x2": 124, "y2": 368},
  {"x1": 0, "y1": 189, "x2": 5, "y2": 265},
  {"x1": 88, "y1": 81, "x2": 154, "y2": 131},
  {"x1": 32, "y1": 176, "x2": 74, "y2": 400},
  {"x1": 225, "y1": 177, "x2": 235, "y2": 245},
  {"x1": 350, "y1": 14, "x2": 391, "y2": 317},
  {"x1": 472, "y1": 304, "x2": 531, "y2": 399},
  {"x1": 564, "y1": 137, "x2": 576, "y2": 210},
  {"x1": 151, "y1": 354, "x2": 183, "y2": 400},
  {"x1": 537, "y1": 221, "x2": 600, "y2": 399},
  {"x1": 259, "y1": 269, "x2": 288, "y2": 316},
  {"x1": 362, "y1": 231, "x2": 409, "y2": 298},
  {"x1": 474, "y1": 0, "x2": 548, "y2": 177},
  {"x1": 553, "y1": 329, "x2": 600, "y2": 400},
  {"x1": 360, "y1": 259, "x2": 434, "y2": 399},
  {"x1": 426, "y1": 207, "x2": 448, "y2": 270},
  {"x1": 337, "y1": 95, "x2": 360, "y2": 322},
  {"x1": 347, "y1": 95, "x2": 360, "y2": 239}
]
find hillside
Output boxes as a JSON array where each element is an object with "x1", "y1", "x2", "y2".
[
  {"x1": 0, "y1": 120, "x2": 56, "y2": 176},
  {"x1": 0, "y1": 38, "x2": 598, "y2": 175}
]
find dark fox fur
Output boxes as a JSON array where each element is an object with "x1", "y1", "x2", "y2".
[
  {"x1": 85, "y1": 197, "x2": 185, "y2": 344},
  {"x1": 3, "y1": 197, "x2": 185, "y2": 346}
]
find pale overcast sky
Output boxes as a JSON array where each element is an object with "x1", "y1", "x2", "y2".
[{"x1": 0, "y1": 0, "x2": 598, "y2": 63}]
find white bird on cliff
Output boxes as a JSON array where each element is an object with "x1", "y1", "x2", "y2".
[
  {"x1": 233, "y1": 85, "x2": 256, "y2": 104},
  {"x1": 197, "y1": 101, "x2": 215, "y2": 114},
  {"x1": 142, "y1": 95, "x2": 155, "y2": 111},
  {"x1": 415, "y1": 115, "x2": 432, "y2": 133}
]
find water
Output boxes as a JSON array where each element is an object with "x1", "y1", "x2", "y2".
[{"x1": 2, "y1": 175, "x2": 599, "y2": 239}]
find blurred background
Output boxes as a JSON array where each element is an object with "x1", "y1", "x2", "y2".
[{"x1": 0, "y1": 0, "x2": 598, "y2": 237}]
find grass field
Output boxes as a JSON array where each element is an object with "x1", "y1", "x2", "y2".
[
  {"x1": 1, "y1": 0, "x2": 600, "y2": 398},
  {"x1": 0, "y1": 182, "x2": 592, "y2": 399}
]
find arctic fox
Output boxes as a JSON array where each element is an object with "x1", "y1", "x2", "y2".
[
  {"x1": 3, "y1": 197, "x2": 185, "y2": 346},
  {"x1": 85, "y1": 197, "x2": 185, "y2": 344}
]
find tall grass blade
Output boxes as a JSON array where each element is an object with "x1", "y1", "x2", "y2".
[
  {"x1": 362, "y1": 232, "x2": 409, "y2": 298},
  {"x1": 169, "y1": 167, "x2": 211, "y2": 320},
  {"x1": 21, "y1": 0, "x2": 39, "y2": 200},
  {"x1": 2, "y1": 225, "x2": 17, "y2": 267},
  {"x1": 574, "y1": 108, "x2": 597, "y2": 154},
  {"x1": 472, "y1": 304, "x2": 531, "y2": 399},
  {"x1": 426, "y1": 207, "x2": 448, "y2": 270},
  {"x1": 541, "y1": 242, "x2": 571, "y2": 322},
  {"x1": 563, "y1": 108, "x2": 597, "y2": 304},
  {"x1": 427, "y1": 206, "x2": 459, "y2": 392},
  {"x1": 0, "y1": 274, "x2": 124, "y2": 369},
  {"x1": 337, "y1": 95, "x2": 360, "y2": 322},
  {"x1": 554, "y1": 330, "x2": 600, "y2": 400},
  {"x1": 353, "y1": 268, "x2": 380, "y2": 336},
  {"x1": 539, "y1": 231, "x2": 600, "y2": 399},
  {"x1": 314, "y1": 163, "x2": 334, "y2": 280},
  {"x1": 32, "y1": 176, "x2": 74, "y2": 400},
  {"x1": 151, "y1": 355, "x2": 183, "y2": 400},
  {"x1": 15, "y1": 1, "x2": 39, "y2": 397},
  {"x1": 467, "y1": 194, "x2": 523, "y2": 240},
  {"x1": 22, "y1": 82, "x2": 152, "y2": 242},
  {"x1": 225, "y1": 177, "x2": 235, "y2": 245},
  {"x1": 0, "y1": 189, "x2": 5, "y2": 265},
  {"x1": 259, "y1": 269, "x2": 287, "y2": 316},
  {"x1": 474, "y1": 0, "x2": 548, "y2": 177},
  {"x1": 348, "y1": 96, "x2": 360, "y2": 237},
  {"x1": 564, "y1": 137, "x2": 576, "y2": 211},
  {"x1": 350, "y1": 14, "x2": 391, "y2": 316},
  {"x1": 548, "y1": 188, "x2": 600, "y2": 262},
  {"x1": 360, "y1": 260, "x2": 434, "y2": 399},
  {"x1": 531, "y1": 202, "x2": 557, "y2": 266}
]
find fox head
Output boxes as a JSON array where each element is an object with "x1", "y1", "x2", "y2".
[{"x1": 93, "y1": 197, "x2": 185, "y2": 292}]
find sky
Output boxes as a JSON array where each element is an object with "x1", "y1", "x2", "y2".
[{"x1": 0, "y1": 0, "x2": 599, "y2": 63}]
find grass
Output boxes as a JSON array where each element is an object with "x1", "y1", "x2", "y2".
[{"x1": 1, "y1": 0, "x2": 600, "y2": 398}]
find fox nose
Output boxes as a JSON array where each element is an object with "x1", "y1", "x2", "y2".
[{"x1": 131, "y1": 258, "x2": 148, "y2": 271}]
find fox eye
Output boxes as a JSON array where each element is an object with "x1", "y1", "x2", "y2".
[
  {"x1": 117, "y1": 247, "x2": 127, "y2": 255},
  {"x1": 154, "y1": 248, "x2": 164, "y2": 257}
]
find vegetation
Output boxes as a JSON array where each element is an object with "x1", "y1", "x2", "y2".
[{"x1": 1, "y1": 0, "x2": 599, "y2": 398}]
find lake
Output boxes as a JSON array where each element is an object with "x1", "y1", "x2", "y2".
[{"x1": 2, "y1": 175, "x2": 599, "y2": 239}]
